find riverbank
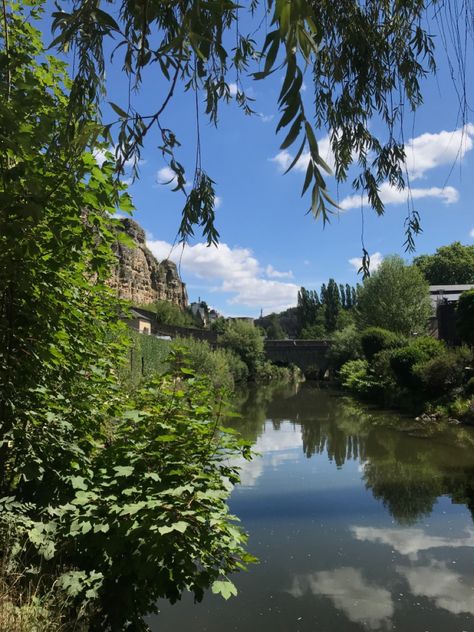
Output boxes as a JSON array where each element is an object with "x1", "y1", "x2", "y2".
[{"x1": 327, "y1": 327, "x2": 474, "y2": 425}]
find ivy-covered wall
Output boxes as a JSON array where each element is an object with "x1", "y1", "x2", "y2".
[{"x1": 122, "y1": 330, "x2": 171, "y2": 386}]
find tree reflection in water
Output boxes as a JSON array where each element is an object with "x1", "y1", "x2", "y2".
[{"x1": 232, "y1": 382, "x2": 474, "y2": 525}]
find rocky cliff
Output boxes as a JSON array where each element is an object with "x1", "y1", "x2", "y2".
[{"x1": 109, "y1": 218, "x2": 188, "y2": 308}]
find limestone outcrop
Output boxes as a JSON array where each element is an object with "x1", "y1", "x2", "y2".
[{"x1": 109, "y1": 218, "x2": 188, "y2": 308}]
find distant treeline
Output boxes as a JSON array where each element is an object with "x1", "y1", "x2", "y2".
[{"x1": 256, "y1": 279, "x2": 360, "y2": 339}]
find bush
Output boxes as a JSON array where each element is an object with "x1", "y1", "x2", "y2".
[
  {"x1": 300, "y1": 323, "x2": 327, "y2": 339},
  {"x1": 370, "y1": 348, "x2": 398, "y2": 393},
  {"x1": 361, "y1": 327, "x2": 406, "y2": 360},
  {"x1": 390, "y1": 337, "x2": 445, "y2": 388},
  {"x1": 339, "y1": 359, "x2": 372, "y2": 395},
  {"x1": 327, "y1": 325, "x2": 362, "y2": 371},
  {"x1": 466, "y1": 376, "x2": 474, "y2": 396},
  {"x1": 172, "y1": 337, "x2": 247, "y2": 390},
  {"x1": 413, "y1": 346, "x2": 473, "y2": 396},
  {"x1": 456, "y1": 289, "x2": 474, "y2": 346},
  {"x1": 219, "y1": 321, "x2": 265, "y2": 378}
]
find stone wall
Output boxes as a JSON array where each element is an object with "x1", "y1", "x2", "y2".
[{"x1": 109, "y1": 218, "x2": 188, "y2": 309}]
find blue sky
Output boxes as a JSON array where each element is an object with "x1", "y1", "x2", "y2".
[{"x1": 47, "y1": 3, "x2": 474, "y2": 316}]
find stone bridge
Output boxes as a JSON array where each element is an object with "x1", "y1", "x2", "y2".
[{"x1": 264, "y1": 340, "x2": 331, "y2": 377}]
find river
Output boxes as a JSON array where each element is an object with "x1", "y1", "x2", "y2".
[{"x1": 149, "y1": 382, "x2": 474, "y2": 631}]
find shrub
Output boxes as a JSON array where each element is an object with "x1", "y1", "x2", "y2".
[
  {"x1": 370, "y1": 348, "x2": 398, "y2": 392},
  {"x1": 390, "y1": 337, "x2": 445, "y2": 388},
  {"x1": 219, "y1": 321, "x2": 265, "y2": 378},
  {"x1": 456, "y1": 289, "x2": 474, "y2": 346},
  {"x1": 172, "y1": 337, "x2": 245, "y2": 390},
  {"x1": 327, "y1": 325, "x2": 362, "y2": 371},
  {"x1": 339, "y1": 359, "x2": 372, "y2": 395},
  {"x1": 413, "y1": 346, "x2": 473, "y2": 396},
  {"x1": 361, "y1": 327, "x2": 406, "y2": 360},
  {"x1": 466, "y1": 376, "x2": 474, "y2": 396}
]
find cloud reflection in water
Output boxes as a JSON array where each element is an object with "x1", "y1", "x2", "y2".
[{"x1": 288, "y1": 567, "x2": 394, "y2": 630}]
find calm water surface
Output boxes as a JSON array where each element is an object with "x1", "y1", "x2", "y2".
[{"x1": 150, "y1": 383, "x2": 474, "y2": 632}]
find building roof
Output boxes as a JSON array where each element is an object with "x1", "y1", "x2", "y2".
[
  {"x1": 429, "y1": 284, "x2": 474, "y2": 293},
  {"x1": 428, "y1": 285, "x2": 474, "y2": 310}
]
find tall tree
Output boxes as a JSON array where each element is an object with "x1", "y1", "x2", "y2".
[
  {"x1": 357, "y1": 256, "x2": 431, "y2": 336},
  {"x1": 48, "y1": 0, "x2": 469, "y2": 254},
  {"x1": 324, "y1": 279, "x2": 341, "y2": 332},
  {"x1": 413, "y1": 242, "x2": 474, "y2": 285}
]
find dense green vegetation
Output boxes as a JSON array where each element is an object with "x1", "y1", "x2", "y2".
[
  {"x1": 121, "y1": 330, "x2": 171, "y2": 387},
  {"x1": 357, "y1": 256, "x2": 431, "y2": 335},
  {"x1": 136, "y1": 301, "x2": 198, "y2": 328},
  {"x1": 0, "y1": 7, "x2": 255, "y2": 629},
  {"x1": 414, "y1": 242, "x2": 474, "y2": 284},
  {"x1": 325, "y1": 257, "x2": 474, "y2": 421},
  {"x1": 334, "y1": 330, "x2": 474, "y2": 421},
  {"x1": 257, "y1": 280, "x2": 358, "y2": 340},
  {"x1": 456, "y1": 289, "x2": 474, "y2": 347}
]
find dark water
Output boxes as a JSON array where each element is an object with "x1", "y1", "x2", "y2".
[{"x1": 149, "y1": 383, "x2": 474, "y2": 632}]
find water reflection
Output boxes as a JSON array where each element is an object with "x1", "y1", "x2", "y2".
[
  {"x1": 151, "y1": 383, "x2": 474, "y2": 631},
  {"x1": 398, "y1": 562, "x2": 474, "y2": 616},
  {"x1": 351, "y1": 525, "x2": 474, "y2": 560},
  {"x1": 231, "y1": 383, "x2": 474, "y2": 525},
  {"x1": 288, "y1": 567, "x2": 394, "y2": 629}
]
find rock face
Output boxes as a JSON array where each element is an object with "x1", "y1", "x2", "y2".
[{"x1": 109, "y1": 218, "x2": 188, "y2": 308}]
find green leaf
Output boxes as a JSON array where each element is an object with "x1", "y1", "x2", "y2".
[
  {"x1": 114, "y1": 465, "x2": 134, "y2": 477},
  {"x1": 109, "y1": 102, "x2": 129, "y2": 119},
  {"x1": 211, "y1": 580, "x2": 238, "y2": 600}
]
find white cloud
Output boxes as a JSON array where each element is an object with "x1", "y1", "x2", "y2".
[
  {"x1": 260, "y1": 113, "x2": 274, "y2": 123},
  {"x1": 273, "y1": 124, "x2": 473, "y2": 209},
  {"x1": 228, "y1": 82, "x2": 238, "y2": 97},
  {"x1": 351, "y1": 526, "x2": 474, "y2": 561},
  {"x1": 215, "y1": 196, "x2": 222, "y2": 209},
  {"x1": 340, "y1": 182, "x2": 459, "y2": 210},
  {"x1": 271, "y1": 135, "x2": 334, "y2": 174},
  {"x1": 94, "y1": 148, "x2": 141, "y2": 169},
  {"x1": 470, "y1": 228, "x2": 474, "y2": 238},
  {"x1": 146, "y1": 239, "x2": 299, "y2": 312},
  {"x1": 398, "y1": 562, "x2": 474, "y2": 615},
  {"x1": 265, "y1": 264, "x2": 293, "y2": 279},
  {"x1": 349, "y1": 252, "x2": 383, "y2": 273},
  {"x1": 156, "y1": 166, "x2": 177, "y2": 186},
  {"x1": 229, "y1": 420, "x2": 302, "y2": 487},
  {"x1": 404, "y1": 123, "x2": 474, "y2": 180},
  {"x1": 288, "y1": 567, "x2": 394, "y2": 629}
]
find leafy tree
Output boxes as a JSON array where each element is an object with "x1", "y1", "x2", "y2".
[
  {"x1": 219, "y1": 321, "x2": 265, "y2": 378},
  {"x1": 414, "y1": 242, "x2": 474, "y2": 284},
  {"x1": 297, "y1": 287, "x2": 321, "y2": 332},
  {"x1": 47, "y1": 0, "x2": 464, "y2": 252},
  {"x1": 266, "y1": 314, "x2": 286, "y2": 340},
  {"x1": 327, "y1": 325, "x2": 363, "y2": 371},
  {"x1": 323, "y1": 278, "x2": 341, "y2": 332},
  {"x1": 0, "y1": 5, "x2": 253, "y2": 625},
  {"x1": 210, "y1": 316, "x2": 229, "y2": 335},
  {"x1": 300, "y1": 321, "x2": 327, "y2": 339},
  {"x1": 357, "y1": 256, "x2": 432, "y2": 336},
  {"x1": 155, "y1": 300, "x2": 195, "y2": 327},
  {"x1": 456, "y1": 288, "x2": 474, "y2": 346}
]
